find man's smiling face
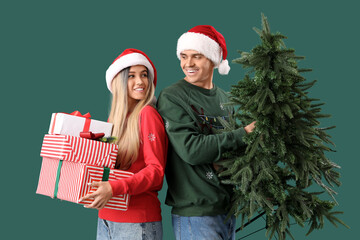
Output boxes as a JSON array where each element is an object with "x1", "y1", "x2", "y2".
[{"x1": 180, "y1": 50, "x2": 214, "y2": 89}]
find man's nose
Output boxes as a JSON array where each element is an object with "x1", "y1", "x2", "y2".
[{"x1": 185, "y1": 57, "x2": 194, "y2": 67}]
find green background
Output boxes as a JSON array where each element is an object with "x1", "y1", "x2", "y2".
[{"x1": 1, "y1": 0, "x2": 358, "y2": 239}]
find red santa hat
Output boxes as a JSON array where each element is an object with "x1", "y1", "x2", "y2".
[
  {"x1": 176, "y1": 25, "x2": 230, "y2": 75},
  {"x1": 105, "y1": 48, "x2": 157, "y2": 93}
]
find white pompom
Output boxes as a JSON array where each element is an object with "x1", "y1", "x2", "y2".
[{"x1": 218, "y1": 59, "x2": 230, "y2": 75}]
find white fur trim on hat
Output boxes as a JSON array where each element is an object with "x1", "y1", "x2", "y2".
[
  {"x1": 105, "y1": 53, "x2": 154, "y2": 93},
  {"x1": 177, "y1": 32, "x2": 222, "y2": 67}
]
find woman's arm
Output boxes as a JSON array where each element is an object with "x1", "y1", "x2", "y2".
[
  {"x1": 81, "y1": 106, "x2": 167, "y2": 209},
  {"x1": 109, "y1": 106, "x2": 168, "y2": 196}
]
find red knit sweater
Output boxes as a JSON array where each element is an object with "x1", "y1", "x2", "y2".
[{"x1": 99, "y1": 105, "x2": 168, "y2": 223}]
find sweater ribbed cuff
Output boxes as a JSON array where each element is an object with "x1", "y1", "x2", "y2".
[{"x1": 109, "y1": 179, "x2": 128, "y2": 196}]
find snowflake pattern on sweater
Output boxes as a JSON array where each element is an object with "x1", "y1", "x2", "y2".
[
  {"x1": 206, "y1": 171, "x2": 214, "y2": 180},
  {"x1": 148, "y1": 133, "x2": 156, "y2": 142}
]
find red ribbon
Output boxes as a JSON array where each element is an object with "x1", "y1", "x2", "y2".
[
  {"x1": 80, "y1": 131, "x2": 105, "y2": 140},
  {"x1": 69, "y1": 111, "x2": 91, "y2": 132}
]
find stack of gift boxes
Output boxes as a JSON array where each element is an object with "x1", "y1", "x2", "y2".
[{"x1": 36, "y1": 111, "x2": 133, "y2": 210}]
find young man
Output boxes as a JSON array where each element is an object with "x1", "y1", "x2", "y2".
[{"x1": 157, "y1": 25, "x2": 255, "y2": 240}]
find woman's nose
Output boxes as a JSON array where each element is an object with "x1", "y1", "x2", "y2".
[{"x1": 135, "y1": 76, "x2": 144, "y2": 85}]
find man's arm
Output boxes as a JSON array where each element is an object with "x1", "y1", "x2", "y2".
[{"x1": 157, "y1": 92, "x2": 246, "y2": 165}]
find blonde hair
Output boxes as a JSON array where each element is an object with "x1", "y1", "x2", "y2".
[{"x1": 108, "y1": 67, "x2": 155, "y2": 169}]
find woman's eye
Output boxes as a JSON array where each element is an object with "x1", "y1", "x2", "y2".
[{"x1": 128, "y1": 75, "x2": 134, "y2": 78}]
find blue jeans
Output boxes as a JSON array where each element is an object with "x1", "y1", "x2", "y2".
[
  {"x1": 172, "y1": 214, "x2": 236, "y2": 240},
  {"x1": 96, "y1": 218, "x2": 163, "y2": 240}
]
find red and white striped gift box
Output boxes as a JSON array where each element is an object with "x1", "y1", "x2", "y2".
[
  {"x1": 36, "y1": 157, "x2": 133, "y2": 211},
  {"x1": 40, "y1": 134, "x2": 117, "y2": 168}
]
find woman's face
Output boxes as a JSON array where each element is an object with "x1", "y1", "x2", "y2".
[{"x1": 127, "y1": 65, "x2": 149, "y2": 111}]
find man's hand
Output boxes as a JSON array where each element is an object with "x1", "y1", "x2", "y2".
[
  {"x1": 213, "y1": 121, "x2": 256, "y2": 171},
  {"x1": 244, "y1": 121, "x2": 256, "y2": 134},
  {"x1": 80, "y1": 181, "x2": 113, "y2": 210}
]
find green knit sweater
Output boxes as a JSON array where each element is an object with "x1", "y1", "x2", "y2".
[{"x1": 157, "y1": 79, "x2": 246, "y2": 216}]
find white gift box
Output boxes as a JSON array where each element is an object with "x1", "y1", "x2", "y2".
[{"x1": 48, "y1": 112, "x2": 113, "y2": 137}]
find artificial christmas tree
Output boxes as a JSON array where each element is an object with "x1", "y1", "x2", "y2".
[{"x1": 218, "y1": 14, "x2": 348, "y2": 239}]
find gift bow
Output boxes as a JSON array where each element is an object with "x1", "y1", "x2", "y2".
[
  {"x1": 80, "y1": 131, "x2": 105, "y2": 140},
  {"x1": 69, "y1": 111, "x2": 91, "y2": 119}
]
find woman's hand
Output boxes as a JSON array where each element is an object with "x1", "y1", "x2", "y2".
[{"x1": 80, "y1": 181, "x2": 113, "y2": 210}]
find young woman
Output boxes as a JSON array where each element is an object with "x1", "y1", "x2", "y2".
[{"x1": 80, "y1": 48, "x2": 168, "y2": 240}]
